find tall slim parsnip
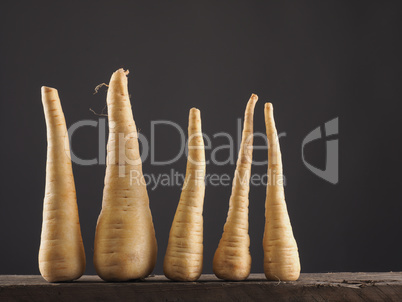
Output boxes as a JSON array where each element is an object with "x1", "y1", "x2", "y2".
[
  {"x1": 163, "y1": 108, "x2": 205, "y2": 281},
  {"x1": 213, "y1": 94, "x2": 258, "y2": 281},
  {"x1": 39, "y1": 87, "x2": 86, "y2": 283},
  {"x1": 94, "y1": 69, "x2": 157, "y2": 281},
  {"x1": 263, "y1": 103, "x2": 300, "y2": 281}
]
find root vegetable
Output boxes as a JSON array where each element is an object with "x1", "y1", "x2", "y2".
[
  {"x1": 39, "y1": 86, "x2": 86, "y2": 282},
  {"x1": 163, "y1": 108, "x2": 205, "y2": 281},
  {"x1": 94, "y1": 69, "x2": 157, "y2": 281},
  {"x1": 213, "y1": 94, "x2": 258, "y2": 281},
  {"x1": 263, "y1": 103, "x2": 300, "y2": 281}
]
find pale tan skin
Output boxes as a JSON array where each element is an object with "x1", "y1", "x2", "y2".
[
  {"x1": 213, "y1": 94, "x2": 258, "y2": 281},
  {"x1": 39, "y1": 87, "x2": 86, "y2": 283},
  {"x1": 94, "y1": 69, "x2": 157, "y2": 281},
  {"x1": 163, "y1": 108, "x2": 206, "y2": 281},
  {"x1": 263, "y1": 103, "x2": 300, "y2": 281}
]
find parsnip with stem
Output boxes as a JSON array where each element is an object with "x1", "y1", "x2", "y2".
[
  {"x1": 263, "y1": 103, "x2": 300, "y2": 281},
  {"x1": 39, "y1": 87, "x2": 86, "y2": 283},
  {"x1": 163, "y1": 108, "x2": 206, "y2": 281},
  {"x1": 213, "y1": 94, "x2": 258, "y2": 281},
  {"x1": 94, "y1": 69, "x2": 157, "y2": 281}
]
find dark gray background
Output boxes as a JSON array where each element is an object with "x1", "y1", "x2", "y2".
[{"x1": 0, "y1": 1, "x2": 401, "y2": 275}]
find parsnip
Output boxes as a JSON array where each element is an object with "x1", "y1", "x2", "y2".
[
  {"x1": 263, "y1": 103, "x2": 300, "y2": 281},
  {"x1": 39, "y1": 87, "x2": 86, "y2": 282},
  {"x1": 94, "y1": 69, "x2": 157, "y2": 281},
  {"x1": 163, "y1": 108, "x2": 206, "y2": 281},
  {"x1": 213, "y1": 94, "x2": 258, "y2": 281}
]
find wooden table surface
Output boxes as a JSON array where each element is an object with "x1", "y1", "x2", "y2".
[{"x1": 1, "y1": 273, "x2": 402, "y2": 301}]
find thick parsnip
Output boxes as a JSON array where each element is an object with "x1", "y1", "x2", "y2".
[
  {"x1": 163, "y1": 108, "x2": 206, "y2": 281},
  {"x1": 263, "y1": 103, "x2": 300, "y2": 281},
  {"x1": 94, "y1": 69, "x2": 157, "y2": 281},
  {"x1": 213, "y1": 94, "x2": 258, "y2": 281},
  {"x1": 39, "y1": 87, "x2": 86, "y2": 282}
]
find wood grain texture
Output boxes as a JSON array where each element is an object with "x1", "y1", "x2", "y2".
[{"x1": 1, "y1": 273, "x2": 402, "y2": 301}]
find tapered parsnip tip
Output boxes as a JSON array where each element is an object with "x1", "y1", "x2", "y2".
[
  {"x1": 41, "y1": 86, "x2": 59, "y2": 105},
  {"x1": 41, "y1": 86, "x2": 57, "y2": 93},
  {"x1": 110, "y1": 69, "x2": 130, "y2": 87},
  {"x1": 265, "y1": 102, "x2": 273, "y2": 111},
  {"x1": 248, "y1": 94, "x2": 259, "y2": 109},
  {"x1": 114, "y1": 68, "x2": 130, "y2": 76},
  {"x1": 189, "y1": 107, "x2": 201, "y2": 116},
  {"x1": 265, "y1": 103, "x2": 275, "y2": 119},
  {"x1": 250, "y1": 93, "x2": 258, "y2": 101},
  {"x1": 109, "y1": 69, "x2": 130, "y2": 94}
]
